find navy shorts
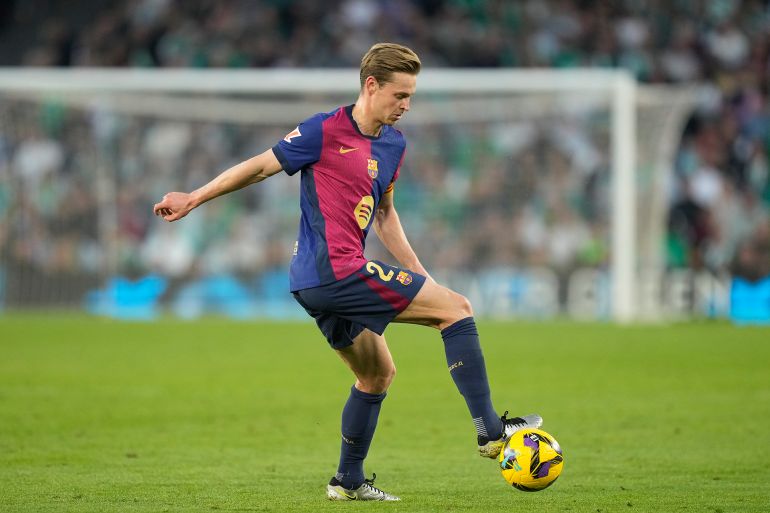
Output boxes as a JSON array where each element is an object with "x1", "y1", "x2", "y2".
[{"x1": 292, "y1": 260, "x2": 427, "y2": 349}]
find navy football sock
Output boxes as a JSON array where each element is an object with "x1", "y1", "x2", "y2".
[
  {"x1": 441, "y1": 317, "x2": 502, "y2": 440},
  {"x1": 335, "y1": 386, "x2": 386, "y2": 490}
]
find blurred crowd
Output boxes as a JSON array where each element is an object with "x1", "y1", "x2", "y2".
[
  {"x1": 0, "y1": 95, "x2": 613, "y2": 304},
  {"x1": 1, "y1": 0, "x2": 769, "y2": 309}
]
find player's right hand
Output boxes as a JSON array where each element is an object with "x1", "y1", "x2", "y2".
[{"x1": 153, "y1": 192, "x2": 193, "y2": 222}]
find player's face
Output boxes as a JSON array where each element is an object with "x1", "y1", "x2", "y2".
[{"x1": 372, "y1": 72, "x2": 416, "y2": 125}]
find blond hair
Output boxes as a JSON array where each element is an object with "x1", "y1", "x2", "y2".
[{"x1": 359, "y1": 43, "x2": 421, "y2": 89}]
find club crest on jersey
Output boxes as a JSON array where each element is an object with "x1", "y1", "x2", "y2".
[
  {"x1": 284, "y1": 127, "x2": 301, "y2": 143},
  {"x1": 367, "y1": 158, "x2": 379, "y2": 179},
  {"x1": 396, "y1": 271, "x2": 413, "y2": 285}
]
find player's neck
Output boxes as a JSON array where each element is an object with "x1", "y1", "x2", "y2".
[{"x1": 351, "y1": 102, "x2": 382, "y2": 137}]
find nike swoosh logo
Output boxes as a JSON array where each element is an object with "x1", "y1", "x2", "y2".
[
  {"x1": 332, "y1": 487, "x2": 357, "y2": 500},
  {"x1": 339, "y1": 146, "x2": 359, "y2": 154}
]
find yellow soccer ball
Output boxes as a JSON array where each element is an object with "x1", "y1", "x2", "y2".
[{"x1": 499, "y1": 428, "x2": 564, "y2": 491}]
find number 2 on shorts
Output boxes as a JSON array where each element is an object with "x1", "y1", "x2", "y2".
[{"x1": 366, "y1": 261, "x2": 394, "y2": 282}]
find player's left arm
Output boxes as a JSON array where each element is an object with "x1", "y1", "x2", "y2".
[{"x1": 373, "y1": 190, "x2": 433, "y2": 281}]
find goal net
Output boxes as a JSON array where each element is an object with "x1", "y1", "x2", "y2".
[{"x1": 0, "y1": 69, "x2": 695, "y2": 321}]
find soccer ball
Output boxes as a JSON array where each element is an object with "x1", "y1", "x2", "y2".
[{"x1": 499, "y1": 428, "x2": 564, "y2": 491}]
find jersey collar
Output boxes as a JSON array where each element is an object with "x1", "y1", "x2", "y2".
[{"x1": 344, "y1": 104, "x2": 383, "y2": 140}]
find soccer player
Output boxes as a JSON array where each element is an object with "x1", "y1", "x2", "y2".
[{"x1": 153, "y1": 43, "x2": 541, "y2": 501}]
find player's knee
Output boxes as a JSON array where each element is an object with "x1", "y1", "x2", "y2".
[
  {"x1": 447, "y1": 292, "x2": 473, "y2": 321},
  {"x1": 386, "y1": 364, "x2": 397, "y2": 387},
  {"x1": 358, "y1": 364, "x2": 396, "y2": 394},
  {"x1": 456, "y1": 293, "x2": 474, "y2": 318},
  {"x1": 436, "y1": 292, "x2": 474, "y2": 330}
]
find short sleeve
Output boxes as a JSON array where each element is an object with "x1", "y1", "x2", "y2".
[{"x1": 272, "y1": 114, "x2": 324, "y2": 176}]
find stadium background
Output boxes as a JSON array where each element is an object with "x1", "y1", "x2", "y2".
[
  {"x1": 2, "y1": 3, "x2": 770, "y2": 513},
  {"x1": 0, "y1": 0, "x2": 769, "y2": 320}
]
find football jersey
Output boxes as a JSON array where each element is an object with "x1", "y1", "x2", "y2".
[{"x1": 272, "y1": 105, "x2": 406, "y2": 292}]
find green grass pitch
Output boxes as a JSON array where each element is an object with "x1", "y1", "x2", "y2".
[{"x1": 1, "y1": 315, "x2": 769, "y2": 512}]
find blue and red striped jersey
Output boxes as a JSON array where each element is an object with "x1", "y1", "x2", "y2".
[{"x1": 272, "y1": 105, "x2": 406, "y2": 291}]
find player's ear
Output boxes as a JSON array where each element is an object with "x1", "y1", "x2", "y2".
[{"x1": 365, "y1": 76, "x2": 380, "y2": 95}]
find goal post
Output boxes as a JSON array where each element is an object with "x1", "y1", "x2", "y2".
[
  {"x1": 610, "y1": 72, "x2": 637, "y2": 323},
  {"x1": 0, "y1": 68, "x2": 695, "y2": 322}
]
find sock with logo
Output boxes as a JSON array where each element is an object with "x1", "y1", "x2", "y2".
[
  {"x1": 335, "y1": 385, "x2": 386, "y2": 490},
  {"x1": 441, "y1": 316, "x2": 502, "y2": 441}
]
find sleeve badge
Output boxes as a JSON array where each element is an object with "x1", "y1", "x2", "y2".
[{"x1": 284, "y1": 127, "x2": 301, "y2": 142}]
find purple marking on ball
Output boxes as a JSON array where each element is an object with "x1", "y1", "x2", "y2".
[
  {"x1": 536, "y1": 461, "x2": 552, "y2": 478},
  {"x1": 524, "y1": 435, "x2": 539, "y2": 451}
]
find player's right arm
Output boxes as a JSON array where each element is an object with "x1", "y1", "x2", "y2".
[{"x1": 153, "y1": 148, "x2": 282, "y2": 222}]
